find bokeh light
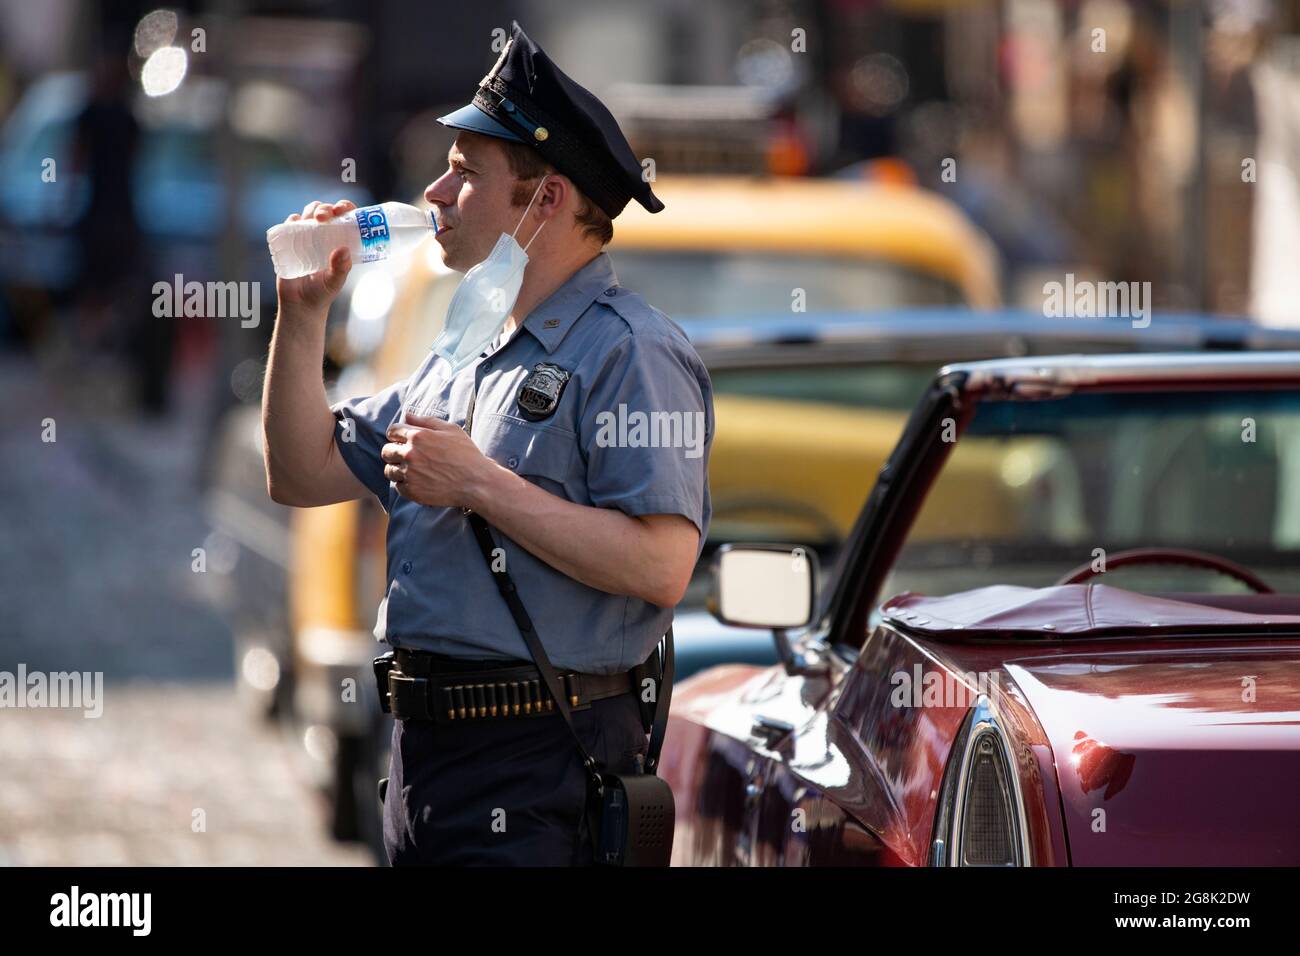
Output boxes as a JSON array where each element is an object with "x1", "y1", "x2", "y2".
[
  {"x1": 849, "y1": 53, "x2": 910, "y2": 116},
  {"x1": 229, "y1": 358, "x2": 264, "y2": 404},
  {"x1": 735, "y1": 37, "x2": 795, "y2": 94},
  {"x1": 133, "y1": 9, "x2": 178, "y2": 58},
  {"x1": 140, "y1": 45, "x2": 187, "y2": 96}
]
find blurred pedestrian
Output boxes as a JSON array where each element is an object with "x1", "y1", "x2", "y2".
[{"x1": 70, "y1": 38, "x2": 171, "y2": 414}]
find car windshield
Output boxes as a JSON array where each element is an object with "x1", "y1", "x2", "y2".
[
  {"x1": 612, "y1": 251, "x2": 964, "y2": 318},
  {"x1": 881, "y1": 388, "x2": 1300, "y2": 603},
  {"x1": 705, "y1": 361, "x2": 939, "y2": 549},
  {"x1": 681, "y1": 359, "x2": 939, "y2": 608}
]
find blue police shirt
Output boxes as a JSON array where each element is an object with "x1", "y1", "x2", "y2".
[{"x1": 329, "y1": 252, "x2": 714, "y2": 675}]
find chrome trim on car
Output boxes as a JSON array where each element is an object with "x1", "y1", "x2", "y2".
[
  {"x1": 932, "y1": 694, "x2": 1032, "y2": 867},
  {"x1": 680, "y1": 309, "x2": 1300, "y2": 355},
  {"x1": 946, "y1": 351, "x2": 1300, "y2": 399}
]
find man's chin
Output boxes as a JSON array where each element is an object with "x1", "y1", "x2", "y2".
[{"x1": 434, "y1": 238, "x2": 469, "y2": 273}]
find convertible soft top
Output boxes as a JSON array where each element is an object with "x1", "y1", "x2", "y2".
[{"x1": 881, "y1": 584, "x2": 1300, "y2": 636}]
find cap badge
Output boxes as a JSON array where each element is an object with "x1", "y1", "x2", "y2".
[{"x1": 482, "y1": 36, "x2": 512, "y2": 86}]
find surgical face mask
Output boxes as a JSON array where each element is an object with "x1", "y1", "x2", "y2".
[{"x1": 429, "y1": 177, "x2": 547, "y2": 376}]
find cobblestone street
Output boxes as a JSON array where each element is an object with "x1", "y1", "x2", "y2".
[
  {"x1": 0, "y1": 354, "x2": 371, "y2": 865},
  {"x1": 0, "y1": 686, "x2": 370, "y2": 865}
]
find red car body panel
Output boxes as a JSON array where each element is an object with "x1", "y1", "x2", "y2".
[
  {"x1": 1008, "y1": 647, "x2": 1300, "y2": 864},
  {"x1": 664, "y1": 586, "x2": 1300, "y2": 866}
]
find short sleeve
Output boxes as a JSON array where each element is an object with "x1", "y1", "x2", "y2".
[
  {"x1": 578, "y1": 333, "x2": 714, "y2": 538},
  {"x1": 330, "y1": 380, "x2": 405, "y2": 509}
]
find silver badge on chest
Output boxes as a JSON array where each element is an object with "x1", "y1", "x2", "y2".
[{"x1": 517, "y1": 363, "x2": 571, "y2": 421}]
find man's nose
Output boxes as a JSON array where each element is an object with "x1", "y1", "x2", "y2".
[{"x1": 425, "y1": 169, "x2": 458, "y2": 208}]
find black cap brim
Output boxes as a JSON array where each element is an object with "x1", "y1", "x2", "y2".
[{"x1": 436, "y1": 103, "x2": 525, "y2": 143}]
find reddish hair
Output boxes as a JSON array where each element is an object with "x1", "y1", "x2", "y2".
[{"x1": 499, "y1": 140, "x2": 614, "y2": 247}]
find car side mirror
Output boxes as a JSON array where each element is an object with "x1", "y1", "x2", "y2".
[
  {"x1": 708, "y1": 544, "x2": 824, "y2": 677},
  {"x1": 709, "y1": 543, "x2": 818, "y2": 629}
]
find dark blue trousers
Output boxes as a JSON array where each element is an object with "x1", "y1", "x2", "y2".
[{"x1": 382, "y1": 690, "x2": 648, "y2": 866}]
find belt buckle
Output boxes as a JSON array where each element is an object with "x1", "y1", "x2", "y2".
[{"x1": 388, "y1": 672, "x2": 433, "y2": 721}]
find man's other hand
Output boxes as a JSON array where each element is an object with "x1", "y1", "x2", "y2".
[{"x1": 383, "y1": 413, "x2": 496, "y2": 509}]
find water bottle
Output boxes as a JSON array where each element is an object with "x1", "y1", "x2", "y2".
[{"x1": 267, "y1": 201, "x2": 439, "y2": 279}]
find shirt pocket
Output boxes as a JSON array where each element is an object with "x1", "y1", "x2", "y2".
[
  {"x1": 475, "y1": 412, "x2": 583, "y2": 494},
  {"x1": 405, "y1": 396, "x2": 449, "y2": 421}
]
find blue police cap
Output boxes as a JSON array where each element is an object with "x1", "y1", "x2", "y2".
[{"x1": 437, "y1": 22, "x2": 664, "y2": 219}]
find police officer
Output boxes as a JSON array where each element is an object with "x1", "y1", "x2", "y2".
[{"x1": 262, "y1": 22, "x2": 713, "y2": 865}]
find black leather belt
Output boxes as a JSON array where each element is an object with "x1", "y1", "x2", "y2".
[{"x1": 378, "y1": 647, "x2": 635, "y2": 724}]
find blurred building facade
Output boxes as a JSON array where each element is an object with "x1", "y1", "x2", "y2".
[{"x1": 1, "y1": 0, "x2": 1298, "y2": 328}]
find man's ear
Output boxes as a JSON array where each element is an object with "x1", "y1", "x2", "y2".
[{"x1": 539, "y1": 173, "x2": 572, "y2": 220}]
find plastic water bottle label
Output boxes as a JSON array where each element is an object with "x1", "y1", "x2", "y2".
[{"x1": 355, "y1": 204, "x2": 391, "y2": 263}]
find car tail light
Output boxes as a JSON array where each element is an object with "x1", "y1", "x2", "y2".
[
  {"x1": 962, "y1": 736, "x2": 1017, "y2": 865},
  {"x1": 931, "y1": 695, "x2": 1030, "y2": 866}
]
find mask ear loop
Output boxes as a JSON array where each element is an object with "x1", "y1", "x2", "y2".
[{"x1": 512, "y1": 176, "x2": 549, "y2": 251}]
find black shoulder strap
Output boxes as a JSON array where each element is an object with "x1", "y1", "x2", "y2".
[
  {"x1": 465, "y1": 512, "x2": 674, "y2": 780},
  {"x1": 645, "y1": 617, "x2": 674, "y2": 775}
]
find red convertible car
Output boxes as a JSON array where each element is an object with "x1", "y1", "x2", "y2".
[{"x1": 663, "y1": 352, "x2": 1300, "y2": 866}]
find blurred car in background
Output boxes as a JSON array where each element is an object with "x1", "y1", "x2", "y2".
[
  {"x1": 609, "y1": 175, "x2": 1001, "y2": 312},
  {"x1": 0, "y1": 71, "x2": 371, "y2": 327}
]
